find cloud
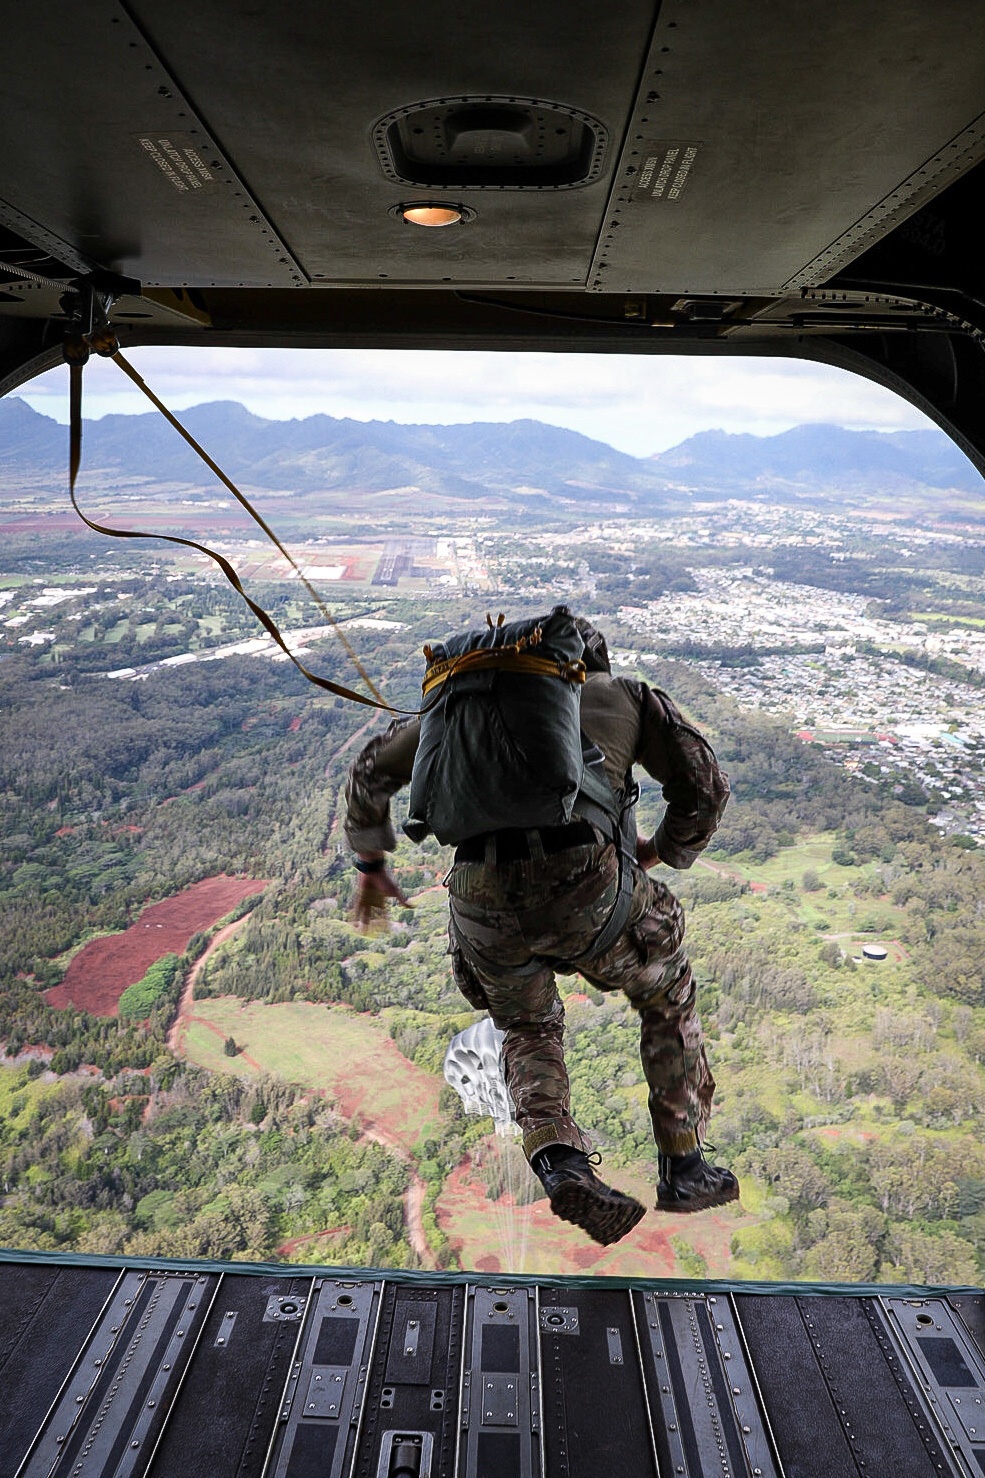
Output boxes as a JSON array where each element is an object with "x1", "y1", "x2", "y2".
[{"x1": 17, "y1": 346, "x2": 935, "y2": 456}]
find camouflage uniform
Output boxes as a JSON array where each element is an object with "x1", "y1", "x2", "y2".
[{"x1": 344, "y1": 671, "x2": 729, "y2": 1163}]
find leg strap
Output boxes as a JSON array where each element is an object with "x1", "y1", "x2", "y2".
[
  {"x1": 522, "y1": 1120, "x2": 587, "y2": 1161},
  {"x1": 568, "y1": 782, "x2": 639, "y2": 964}
]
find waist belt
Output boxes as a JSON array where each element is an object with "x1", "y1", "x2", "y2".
[{"x1": 455, "y1": 819, "x2": 599, "y2": 865}]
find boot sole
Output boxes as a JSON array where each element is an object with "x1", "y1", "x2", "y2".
[
  {"x1": 549, "y1": 1181, "x2": 646, "y2": 1245},
  {"x1": 656, "y1": 1180, "x2": 740, "y2": 1214}
]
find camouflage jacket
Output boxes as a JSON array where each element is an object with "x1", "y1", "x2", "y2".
[{"x1": 343, "y1": 671, "x2": 729, "y2": 869}]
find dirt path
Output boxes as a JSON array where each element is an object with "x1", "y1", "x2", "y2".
[
  {"x1": 403, "y1": 1177, "x2": 429, "y2": 1262},
  {"x1": 179, "y1": 1012, "x2": 264, "y2": 1072},
  {"x1": 169, "y1": 892, "x2": 436, "y2": 1263},
  {"x1": 696, "y1": 857, "x2": 745, "y2": 881},
  {"x1": 696, "y1": 856, "x2": 768, "y2": 892},
  {"x1": 167, "y1": 912, "x2": 253, "y2": 1055},
  {"x1": 268, "y1": 1113, "x2": 430, "y2": 1263},
  {"x1": 360, "y1": 1124, "x2": 430, "y2": 1262},
  {"x1": 275, "y1": 1226, "x2": 351, "y2": 1258},
  {"x1": 333, "y1": 714, "x2": 379, "y2": 763},
  {"x1": 407, "y1": 883, "x2": 445, "y2": 904},
  {"x1": 174, "y1": 958, "x2": 433, "y2": 1261}
]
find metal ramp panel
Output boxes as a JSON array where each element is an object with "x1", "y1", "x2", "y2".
[{"x1": 1, "y1": 1254, "x2": 983, "y2": 1478}]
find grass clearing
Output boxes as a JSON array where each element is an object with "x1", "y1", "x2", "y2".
[
  {"x1": 0, "y1": 1064, "x2": 50, "y2": 1124},
  {"x1": 913, "y1": 611, "x2": 985, "y2": 628},
  {"x1": 704, "y1": 832, "x2": 910, "y2": 939},
  {"x1": 180, "y1": 997, "x2": 443, "y2": 1154},
  {"x1": 708, "y1": 832, "x2": 848, "y2": 888}
]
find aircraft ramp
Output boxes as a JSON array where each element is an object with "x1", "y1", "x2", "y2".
[{"x1": 2, "y1": 1253, "x2": 984, "y2": 1477}]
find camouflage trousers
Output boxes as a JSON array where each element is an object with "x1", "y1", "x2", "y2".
[{"x1": 447, "y1": 839, "x2": 715, "y2": 1162}]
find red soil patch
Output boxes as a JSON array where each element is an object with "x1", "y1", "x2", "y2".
[
  {"x1": 288, "y1": 716, "x2": 303, "y2": 732},
  {"x1": 0, "y1": 511, "x2": 245, "y2": 534},
  {"x1": 55, "y1": 826, "x2": 76, "y2": 838},
  {"x1": 1, "y1": 1044, "x2": 53, "y2": 1065},
  {"x1": 0, "y1": 508, "x2": 244, "y2": 537},
  {"x1": 815, "y1": 1125, "x2": 878, "y2": 1144},
  {"x1": 331, "y1": 1039, "x2": 443, "y2": 1160},
  {"x1": 276, "y1": 1226, "x2": 350, "y2": 1258},
  {"x1": 45, "y1": 875, "x2": 269, "y2": 1018},
  {"x1": 0, "y1": 513, "x2": 93, "y2": 532}
]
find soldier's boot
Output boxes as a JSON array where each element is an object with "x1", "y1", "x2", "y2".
[
  {"x1": 531, "y1": 1146, "x2": 645, "y2": 1246},
  {"x1": 656, "y1": 1148, "x2": 740, "y2": 1213}
]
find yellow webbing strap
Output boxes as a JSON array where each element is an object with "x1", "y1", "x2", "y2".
[
  {"x1": 68, "y1": 355, "x2": 402, "y2": 713},
  {"x1": 421, "y1": 646, "x2": 586, "y2": 697}
]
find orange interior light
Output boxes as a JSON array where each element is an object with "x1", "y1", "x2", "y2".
[{"x1": 401, "y1": 205, "x2": 464, "y2": 227}]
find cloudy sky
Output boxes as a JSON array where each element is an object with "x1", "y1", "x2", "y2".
[{"x1": 18, "y1": 346, "x2": 937, "y2": 457}]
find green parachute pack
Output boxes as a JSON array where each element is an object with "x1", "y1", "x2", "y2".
[
  {"x1": 404, "y1": 606, "x2": 638, "y2": 959},
  {"x1": 403, "y1": 606, "x2": 615, "y2": 844}
]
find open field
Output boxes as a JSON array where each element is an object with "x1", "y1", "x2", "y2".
[
  {"x1": 46, "y1": 876, "x2": 267, "y2": 1016},
  {"x1": 180, "y1": 995, "x2": 757, "y2": 1276},
  {"x1": 701, "y1": 832, "x2": 909, "y2": 940},
  {"x1": 913, "y1": 611, "x2": 985, "y2": 628},
  {"x1": 180, "y1": 997, "x2": 443, "y2": 1156},
  {"x1": 3, "y1": 480, "x2": 985, "y2": 1283},
  {"x1": 706, "y1": 831, "x2": 852, "y2": 887},
  {"x1": 435, "y1": 1145, "x2": 757, "y2": 1278}
]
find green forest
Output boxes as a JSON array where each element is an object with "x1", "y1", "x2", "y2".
[{"x1": 2, "y1": 537, "x2": 985, "y2": 1283}]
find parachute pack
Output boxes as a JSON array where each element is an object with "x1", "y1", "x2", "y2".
[
  {"x1": 404, "y1": 605, "x2": 639, "y2": 959},
  {"x1": 404, "y1": 607, "x2": 608, "y2": 844}
]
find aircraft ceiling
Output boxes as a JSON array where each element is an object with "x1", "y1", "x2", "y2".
[{"x1": 2, "y1": 1, "x2": 985, "y2": 472}]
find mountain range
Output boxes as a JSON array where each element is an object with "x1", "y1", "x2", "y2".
[{"x1": 1, "y1": 396, "x2": 982, "y2": 512}]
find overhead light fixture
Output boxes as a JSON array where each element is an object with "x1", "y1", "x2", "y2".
[{"x1": 397, "y1": 203, "x2": 471, "y2": 227}]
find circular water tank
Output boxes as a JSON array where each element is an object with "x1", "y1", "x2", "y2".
[{"x1": 862, "y1": 943, "x2": 888, "y2": 962}]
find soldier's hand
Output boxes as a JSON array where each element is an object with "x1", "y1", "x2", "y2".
[
  {"x1": 352, "y1": 863, "x2": 412, "y2": 933},
  {"x1": 636, "y1": 834, "x2": 662, "y2": 870}
]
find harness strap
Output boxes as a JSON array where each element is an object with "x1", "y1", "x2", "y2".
[
  {"x1": 451, "y1": 803, "x2": 637, "y2": 978},
  {"x1": 67, "y1": 354, "x2": 410, "y2": 713},
  {"x1": 421, "y1": 646, "x2": 586, "y2": 697},
  {"x1": 69, "y1": 353, "x2": 555, "y2": 720},
  {"x1": 566, "y1": 780, "x2": 640, "y2": 964},
  {"x1": 111, "y1": 353, "x2": 388, "y2": 707}
]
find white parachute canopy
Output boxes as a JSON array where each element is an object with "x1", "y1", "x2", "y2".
[{"x1": 443, "y1": 1016, "x2": 518, "y2": 1137}]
